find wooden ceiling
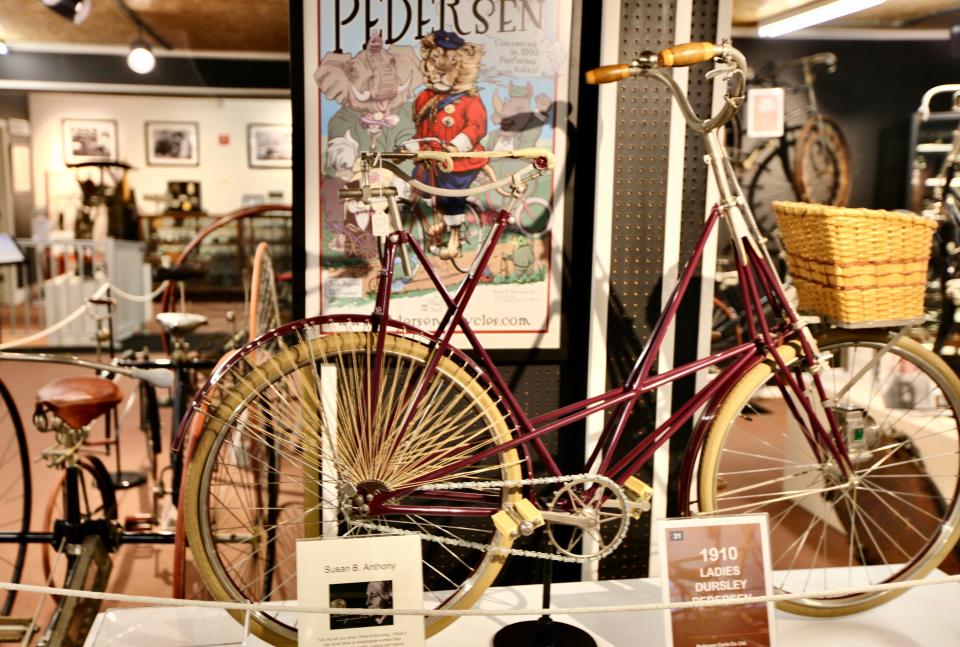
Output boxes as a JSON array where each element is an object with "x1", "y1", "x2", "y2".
[
  {"x1": 0, "y1": 0, "x2": 290, "y2": 53},
  {"x1": 0, "y1": 0, "x2": 956, "y2": 54}
]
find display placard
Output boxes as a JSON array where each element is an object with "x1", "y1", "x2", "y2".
[
  {"x1": 297, "y1": 534, "x2": 425, "y2": 646},
  {"x1": 746, "y1": 88, "x2": 785, "y2": 139},
  {"x1": 658, "y1": 514, "x2": 776, "y2": 647}
]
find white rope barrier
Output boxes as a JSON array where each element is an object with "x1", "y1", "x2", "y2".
[
  {"x1": 0, "y1": 303, "x2": 91, "y2": 350},
  {"x1": 105, "y1": 279, "x2": 170, "y2": 303},
  {"x1": 1, "y1": 572, "x2": 959, "y2": 618},
  {"x1": 0, "y1": 280, "x2": 169, "y2": 350}
]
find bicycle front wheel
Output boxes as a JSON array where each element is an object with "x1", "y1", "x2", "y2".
[
  {"x1": 698, "y1": 329, "x2": 960, "y2": 615},
  {"x1": 0, "y1": 379, "x2": 30, "y2": 616},
  {"x1": 183, "y1": 328, "x2": 522, "y2": 644},
  {"x1": 793, "y1": 116, "x2": 851, "y2": 207}
]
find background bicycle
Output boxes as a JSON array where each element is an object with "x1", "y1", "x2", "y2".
[{"x1": 725, "y1": 52, "x2": 852, "y2": 265}]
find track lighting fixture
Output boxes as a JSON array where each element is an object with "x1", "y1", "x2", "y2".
[
  {"x1": 41, "y1": 0, "x2": 92, "y2": 25},
  {"x1": 758, "y1": 0, "x2": 886, "y2": 38},
  {"x1": 126, "y1": 37, "x2": 155, "y2": 74}
]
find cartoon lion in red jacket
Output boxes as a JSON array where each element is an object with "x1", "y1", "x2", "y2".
[{"x1": 410, "y1": 31, "x2": 487, "y2": 260}]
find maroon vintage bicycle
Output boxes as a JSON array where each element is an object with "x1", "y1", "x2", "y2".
[{"x1": 175, "y1": 43, "x2": 960, "y2": 645}]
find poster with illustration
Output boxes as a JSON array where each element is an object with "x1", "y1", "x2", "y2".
[{"x1": 302, "y1": 0, "x2": 572, "y2": 348}]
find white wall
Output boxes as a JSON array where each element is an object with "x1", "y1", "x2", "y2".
[{"x1": 28, "y1": 93, "x2": 292, "y2": 222}]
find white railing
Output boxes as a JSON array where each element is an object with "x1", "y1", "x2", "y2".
[{"x1": 0, "y1": 238, "x2": 149, "y2": 347}]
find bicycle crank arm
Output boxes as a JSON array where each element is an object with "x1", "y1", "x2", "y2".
[{"x1": 540, "y1": 509, "x2": 597, "y2": 530}]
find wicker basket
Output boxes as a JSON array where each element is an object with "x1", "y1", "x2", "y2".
[{"x1": 773, "y1": 201, "x2": 937, "y2": 325}]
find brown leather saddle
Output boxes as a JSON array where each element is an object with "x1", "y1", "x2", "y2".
[{"x1": 36, "y1": 376, "x2": 123, "y2": 429}]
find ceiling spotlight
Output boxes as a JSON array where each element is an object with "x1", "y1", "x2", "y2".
[
  {"x1": 127, "y1": 38, "x2": 155, "y2": 74},
  {"x1": 0, "y1": 41, "x2": 8, "y2": 56},
  {"x1": 41, "y1": 0, "x2": 92, "y2": 25}
]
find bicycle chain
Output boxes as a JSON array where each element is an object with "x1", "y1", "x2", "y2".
[{"x1": 347, "y1": 473, "x2": 632, "y2": 564}]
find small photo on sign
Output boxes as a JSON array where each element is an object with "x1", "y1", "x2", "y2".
[{"x1": 329, "y1": 580, "x2": 394, "y2": 630}]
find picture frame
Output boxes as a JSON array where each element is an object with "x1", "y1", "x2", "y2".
[
  {"x1": 145, "y1": 121, "x2": 199, "y2": 166},
  {"x1": 62, "y1": 119, "x2": 117, "y2": 164},
  {"x1": 248, "y1": 123, "x2": 293, "y2": 168},
  {"x1": 300, "y1": 0, "x2": 575, "y2": 349}
]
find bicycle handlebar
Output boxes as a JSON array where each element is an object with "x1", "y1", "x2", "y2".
[
  {"x1": 658, "y1": 42, "x2": 716, "y2": 67},
  {"x1": 779, "y1": 52, "x2": 837, "y2": 74},
  {"x1": 0, "y1": 351, "x2": 174, "y2": 388},
  {"x1": 366, "y1": 148, "x2": 556, "y2": 170},
  {"x1": 343, "y1": 149, "x2": 553, "y2": 202},
  {"x1": 585, "y1": 42, "x2": 747, "y2": 133},
  {"x1": 919, "y1": 84, "x2": 960, "y2": 121}
]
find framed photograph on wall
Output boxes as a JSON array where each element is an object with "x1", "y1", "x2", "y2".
[
  {"x1": 62, "y1": 119, "x2": 117, "y2": 164},
  {"x1": 145, "y1": 121, "x2": 199, "y2": 166},
  {"x1": 248, "y1": 123, "x2": 293, "y2": 168}
]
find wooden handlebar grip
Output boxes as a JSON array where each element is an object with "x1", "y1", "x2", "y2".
[
  {"x1": 658, "y1": 42, "x2": 715, "y2": 67},
  {"x1": 585, "y1": 64, "x2": 632, "y2": 85}
]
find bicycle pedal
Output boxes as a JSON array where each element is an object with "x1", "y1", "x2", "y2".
[
  {"x1": 124, "y1": 513, "x2": 157, "y2": 532},
  {"x1": 624, "y1": 476, "x2": 653, "y2": 518},
  {"x1": 492, "y1": 499, "x2": 544, "y2": 538},
  {"x1": 0, "y1": 617, "x2": 34, "y2": 642}
]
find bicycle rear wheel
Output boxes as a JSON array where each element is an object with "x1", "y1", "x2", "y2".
[
  {"x1": 793, "y1": 116, "x2": 851, "y2": 207},
  {"x1": 0, "y1": 379, "x2": 30, "y2": 616},
  {"x1": 183, "y1": 325, "x2": 522, "y2": 644},
  {"x1": 697, "y1": 329, "x2": 960, "y2": 614}
]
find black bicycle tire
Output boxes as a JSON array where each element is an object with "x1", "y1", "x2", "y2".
[
  {"x1": 42, "y1": 456, "x2": 118, "y2": 598},
  {"x1": 0, "y1": 379, "x2": 30, "y2": 616}
]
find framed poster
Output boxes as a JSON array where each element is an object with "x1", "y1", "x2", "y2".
[
  {"x1": 62, "y1": 119, "x2": 117, "y2": 164},
  {"x1": 248, "y1": 123, "x2": 293, "y2": 168},
  {"x1": 301, "y1": 0, "x2": 572, "y2": 349},
  {"x1": 145, "y1": 121, "x2": 199, "y2": 166}
]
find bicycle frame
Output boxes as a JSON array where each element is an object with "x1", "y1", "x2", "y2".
[{"x1": 362, "y1": 184, "x2": 852, "y2": 519}]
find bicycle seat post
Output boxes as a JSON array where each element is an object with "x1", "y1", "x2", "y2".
[{"x1": 87, "y1": 296, "x2": 117, "y2": 363}]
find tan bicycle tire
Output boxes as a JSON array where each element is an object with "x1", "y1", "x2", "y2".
[
  {"x1": 184, "y1": 331, "x2": 522, "y2": 643},
  {"x1": 248, "y1": 241, "x2": 281, "y2": 341},
  {"x1": 793, "y1": 116, "x2": 851, "y2": 207},
  {"x1": 699, "y1": 330, "x2": 960, "y2": 616}
]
